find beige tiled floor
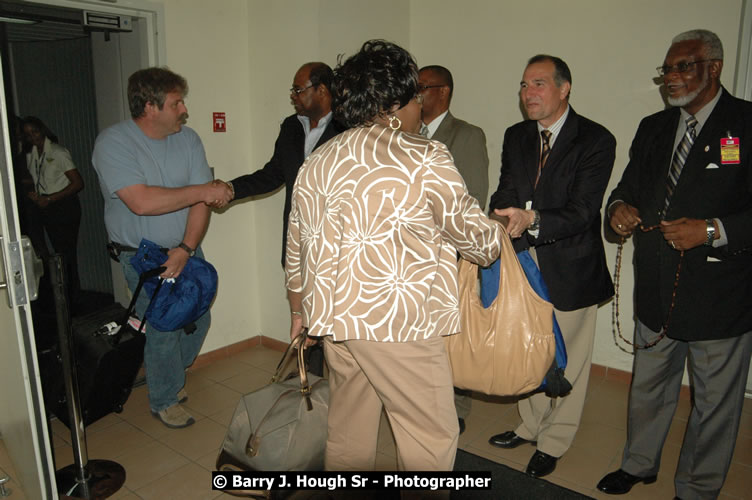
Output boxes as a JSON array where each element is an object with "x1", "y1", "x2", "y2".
[{"x1": 1, "y1": 344, "x2": 750, "y2": 499}]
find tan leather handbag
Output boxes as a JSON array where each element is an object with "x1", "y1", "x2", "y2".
[{"x1": 446, "y1": 228, "x2": 556, "y2": 396}]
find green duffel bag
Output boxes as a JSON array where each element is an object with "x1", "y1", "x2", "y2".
[{"x1": 216, "y1": 334, "x2": 329, "y2": 477}]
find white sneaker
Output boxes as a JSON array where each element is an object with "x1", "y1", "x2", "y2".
[{"x1": 152, "y1": 403, "x2": 195, "y2": 429}]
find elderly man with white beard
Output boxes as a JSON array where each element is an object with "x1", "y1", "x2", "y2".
[{"x1": 598, "y1": 29, "x2": 752, "y2": 499}]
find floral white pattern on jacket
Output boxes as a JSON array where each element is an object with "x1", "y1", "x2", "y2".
[{"x1": 286, "y1": 124, "x2": 502, "y2": 342}]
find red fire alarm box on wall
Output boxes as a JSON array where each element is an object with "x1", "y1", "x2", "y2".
[{"x1": 213, "y1": 112, "x2": 226, "y2": 132}]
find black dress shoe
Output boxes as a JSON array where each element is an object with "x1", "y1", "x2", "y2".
[
  {"x1": 488, "y1": 431, "x2": 535, "y2": 449},
  {"x1": 458, "y1": 418, "x2": 466, "y2": 435},
  {"x1": 526, "y1": 450, "x2": 557, "y2": 478},
  {"x1": 597, "y1": 469, "x2": 657, "y2": 494}
]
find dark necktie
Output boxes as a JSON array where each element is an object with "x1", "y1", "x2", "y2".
[
  {"x1": 534, "y1": 129, "x2": 552, "y2": 188},
  {"x1": 664, "y1": 115, "x2": 698, "y2": 211}
]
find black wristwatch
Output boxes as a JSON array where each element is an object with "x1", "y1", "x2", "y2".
[{"x1": 178, "y1": 242, "x2": 196, "y2": 257}]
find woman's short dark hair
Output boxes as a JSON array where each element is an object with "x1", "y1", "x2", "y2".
[
  {"x1": 332, "y1": 40, "x2": 418, "y2": 128},
  {"x1": 128, "y1": 67, "x2": 188, "y2": 119},
  {"x1": 21, "y1": 116, "x2": 58, "y2": 144}
]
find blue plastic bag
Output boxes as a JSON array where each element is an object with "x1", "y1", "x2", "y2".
[
  {"x1": 130, "y1": 239, "x2": 218, "y2": 332},
  {"x1": 480, "y1": 250, "x2": 571, "y2": 397}
]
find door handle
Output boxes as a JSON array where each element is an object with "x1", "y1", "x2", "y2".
[{"x1": 0, "y1": 236, "x2": 44, "y2": 307}]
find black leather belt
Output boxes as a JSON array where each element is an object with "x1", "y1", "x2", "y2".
[
  {"x1": 107, "y1": 241, "x2": 167, "y2": 262},
  {"x1": 110, "y1": 242, "x2": 139, "y2": 253}
]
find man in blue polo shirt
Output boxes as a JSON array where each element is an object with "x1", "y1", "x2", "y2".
[{"x1": 93, "y1": 67, "x2": 232, "y2": 428}]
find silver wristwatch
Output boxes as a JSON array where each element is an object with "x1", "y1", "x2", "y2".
[
  {"x1": 528, "y1": 210, "x2": 540, "y2": 232},
  {"x1": 704, "y1": 219, "x2": 716, "y2": 246}
]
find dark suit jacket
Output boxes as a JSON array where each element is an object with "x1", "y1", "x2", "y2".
[
  {"x1": 231, "y1": 114, "x2": 344, "y2": 264},
  {"x1": 489, "y1": 107, "x2": 616, "y2": 311},
  {"x1": 608, "y1": 89, "x2": 752, "y2": 341},
  {"x1": 432, "y1": 111, "x2": 489, "y2": 208}
]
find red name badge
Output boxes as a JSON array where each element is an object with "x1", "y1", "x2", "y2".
[{"x1": 720, "y1": 137, "x2": 740, "y2": 165}]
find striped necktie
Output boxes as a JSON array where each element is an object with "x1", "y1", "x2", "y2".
[
  {"x1": 664, "y1": 115, "x2": 698, "y2": 212},
  {"x1": 534, "y1": 129, "x2": 552, "y2": 188},
  {"x1": 420, "y1": 124, "x2": 429, "y2": 138}
]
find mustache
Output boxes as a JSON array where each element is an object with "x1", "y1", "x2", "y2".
[{"x1": 179, "y1": 113, "x2": 189, "y2": 124}]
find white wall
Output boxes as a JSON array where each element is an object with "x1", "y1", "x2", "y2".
[
  {"x1": 156, "y1": 0, "x2": 744, "y2": 370},
  {"x1": 160, "y1": 0, "x2": 257, "y2": 352}
]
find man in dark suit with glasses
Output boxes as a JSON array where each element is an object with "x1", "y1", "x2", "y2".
[
  {"x1": 219, "y1": 62, "x2": 345, "y2": 374},
  {"x1": 599, "y1": 29, "x2": 752, "y2": 499}
]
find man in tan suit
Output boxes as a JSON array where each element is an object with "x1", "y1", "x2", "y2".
[
  {"x1": 419, "y1": 65, "x2": 489, "y2": 208},
  {"x1": 419, "y1": 65, "x2": 490, "y2": 434}
]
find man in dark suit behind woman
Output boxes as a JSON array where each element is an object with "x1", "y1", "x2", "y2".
[
  {"x1": 598, "y1": 29, "x2": 752, "y2": 499},
  {"x1": 221, "y1": 62, "x2": 345, "y2": 375},
  {"x1": 487, "y1": 54, "x2": 616, "y2": 479},
  {"x1": 225, "y1": 62, "x2": 345, "y2": 265}
]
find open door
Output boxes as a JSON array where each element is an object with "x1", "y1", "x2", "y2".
[
  {"x1": 0, "y1": 55, "x2": 57, "y2": 499},
  {"x1": 0, "y1": 2, "x2": 161, "y2": 497}
]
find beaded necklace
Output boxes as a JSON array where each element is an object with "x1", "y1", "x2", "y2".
[{"x1": 612, "y1": 224, "x2": 683, "y2": 352}]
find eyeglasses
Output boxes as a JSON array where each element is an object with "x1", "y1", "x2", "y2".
[
  {"x1": 418, "y1": 84, "x2": 445, "y2": 92},
  {"x1": 290, "y1": 84, "x2": 314, "y2": 95},
  {"x1": 656, "y1": 60, "x2": 714, "y2": 76}
]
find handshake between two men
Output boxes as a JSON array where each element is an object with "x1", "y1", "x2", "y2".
[{"x1": 201, "y1": 179, "x2": 235, "y2": 209}]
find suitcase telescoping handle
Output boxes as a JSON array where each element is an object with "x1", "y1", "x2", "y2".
[{"x1": 112, "y1": 266, "x2": 166, "y2": 345}]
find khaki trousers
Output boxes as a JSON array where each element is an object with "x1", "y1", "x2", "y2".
[
  {"x1": 323, "y1": 336, "x2": 458, "y2": 471},
  {"x1": 515, "y1": 304, "x2": 597, "y2": 457}
]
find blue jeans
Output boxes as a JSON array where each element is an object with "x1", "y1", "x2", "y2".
[{"x1": 120, "y1": 248, "x2": 210, "y2": 412}]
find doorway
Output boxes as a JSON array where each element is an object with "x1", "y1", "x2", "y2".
[
  {"x1": 1, "y1": 0, "x2": 151, "y2": 309},
  {"x1": 0, "y1": 0, "x2": 160, "y2": 497}
]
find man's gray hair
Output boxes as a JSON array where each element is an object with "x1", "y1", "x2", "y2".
[{"x1": 672, "y1": 29, "x2": 724, "y2": 60}]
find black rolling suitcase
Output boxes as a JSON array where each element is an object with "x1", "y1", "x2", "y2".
[{"x1": 49, "y1": 267, "x2": 165, "y2": 427}]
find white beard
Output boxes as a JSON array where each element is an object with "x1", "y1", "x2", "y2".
[{"x1": 667, "y1": 68, "x2": 709, "y2": 107}]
